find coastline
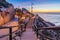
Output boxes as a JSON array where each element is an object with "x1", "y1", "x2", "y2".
[{"x1": 33, "y1": 12, "x2": 60, "y2": 26}]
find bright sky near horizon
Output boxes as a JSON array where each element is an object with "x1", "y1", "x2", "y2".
[{"x1": 6, "y1": 0, "x2": 60, "y2": 12}]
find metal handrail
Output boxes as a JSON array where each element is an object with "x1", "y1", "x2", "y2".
[
  {"x1": 0, "y1": 26, "x2": 18, "y2": 29},
  {"x1": 34, "y1": 24, "x2": 60, "y2": 40},
  {"x1": 38, "y1": 31, "x2": 56, "y2": 40},
  {"x1": 0, "y1": 25, "x2": 19, "y2": 40},
  {"x1": 37, "y1": 26, "x2": 60, "y2": 30}
]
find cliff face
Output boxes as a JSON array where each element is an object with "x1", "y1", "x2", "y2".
[{"x1": 0, "y1": 0, "x2": 15, "y2": 26}]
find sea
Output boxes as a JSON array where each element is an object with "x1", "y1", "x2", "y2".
[{"x1": 34, "y1": 12, "x2": 60, "y2": 26}]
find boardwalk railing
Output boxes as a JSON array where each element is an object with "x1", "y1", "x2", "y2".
[
  {"x1": 0, "y1": 26, "x2": 21, "y2": 40},
  {"x1": 33, "y1": 24, "x2": 60, "y2": 40},
  {"x1": 38, "y1": 26, "x2": 60, "y2": 30}
]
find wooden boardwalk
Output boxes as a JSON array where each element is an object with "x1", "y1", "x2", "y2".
[
  {"x1": 0, "y1": 16, "x2": 38, "y2": 40},
  {"x1": 21, "y1": 28, "x2": 37, "y2": 40},
  {"x1": 21, "y1": 16, "x2": 37, "y2": 40}
]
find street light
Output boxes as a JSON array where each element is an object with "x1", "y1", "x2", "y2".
[{"x1": 31, "y1": 2, "x2": 34, "y2": 13}]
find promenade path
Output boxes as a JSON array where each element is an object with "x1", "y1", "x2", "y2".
[
  {"x1": 21, "y1": 16, "x2": 37, "y2": 40},
  {"x1": 0, "y1": 16, "x2": 37, "y2": 40}
]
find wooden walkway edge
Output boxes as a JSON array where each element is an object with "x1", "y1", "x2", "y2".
[{"x1": 21, "y1": 17, "x2": 37, "y2": 40}]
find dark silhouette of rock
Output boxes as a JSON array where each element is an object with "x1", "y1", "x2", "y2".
[
  {"x1": 22, "y1": 8, "x2": 29, "y2": 13},
  {"x1": 0, "y1": 0, "x2": 13, "y2": 8},
  {"x1": 15, "y1": 8, "x2": 22, "y2": 17},
  {"x1": 0, "y1": 0, "x2": 15, "y2": 26}
]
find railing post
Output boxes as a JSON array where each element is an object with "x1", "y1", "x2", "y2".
[{"x1": 9, "y1": 27, "x2": 12, "y2": 40}]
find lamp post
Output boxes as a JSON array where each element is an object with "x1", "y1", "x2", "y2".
[{"x1": 31, "y1": 2, "x2": 34, "y2": 13}]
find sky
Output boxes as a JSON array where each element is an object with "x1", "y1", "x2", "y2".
[{"x1": 6, "y1": 0, "x2": 60, "y2": 12}]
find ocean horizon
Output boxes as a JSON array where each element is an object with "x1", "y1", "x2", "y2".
[{"x1": 34, "y1": 12, "x2": 60, "y2": 26}]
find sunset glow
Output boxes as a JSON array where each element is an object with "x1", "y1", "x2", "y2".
[
  {"x1": 7, "y1": 0, "x2": 60, "y2": 12},
  {"x1": 32, "y1": 10, "x2": 60, "y2": 12}
]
